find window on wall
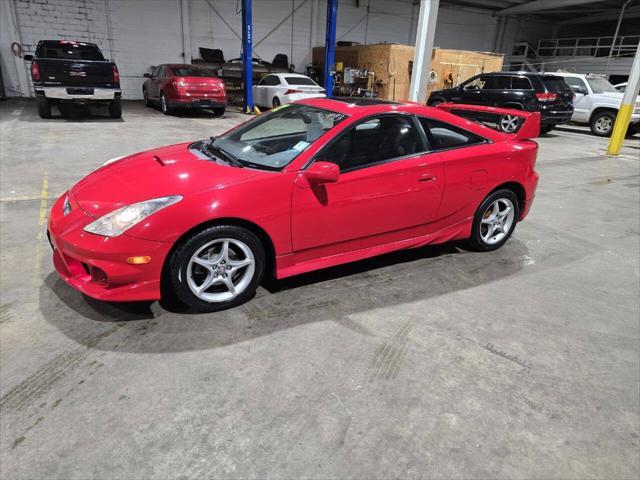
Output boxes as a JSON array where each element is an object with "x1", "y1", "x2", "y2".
[{"x1": 322, "y1": 115, "x2": 424, "y2": 171}]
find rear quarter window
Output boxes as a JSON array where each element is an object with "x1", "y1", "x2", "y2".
[{"x1": 418, "y1": 117, "x2": 485, "y2": 150}]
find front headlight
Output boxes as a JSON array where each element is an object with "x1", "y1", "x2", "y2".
[{"x1": 83, "y1": 195, "x2": 182, "y2": 237}]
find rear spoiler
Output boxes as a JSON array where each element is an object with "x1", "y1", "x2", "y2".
[{"x1": 435, "y1": 103, "x2": 540, "y2": 140}]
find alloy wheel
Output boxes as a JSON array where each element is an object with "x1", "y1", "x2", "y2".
[
  {"x1": 186, "y1": 238, "x2": 255, "y2": 303},
  {"x1": 499, "y1": 114, "x2": 520, "y2": 133},
  {"x1": 480, "y1": 198, "x2": 515, "y2": 245},
  {"x1": 594, "y1": 115, "x2": 613, "y2": 135}
]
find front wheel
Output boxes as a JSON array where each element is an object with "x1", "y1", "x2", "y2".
[
  {"x1": 540, "y1": 124, "x2": 555, "y2": 135},
  {"x1": 168, "y1": 225, "x2": 266, "y2": 311},
  {"x1": 272, "y1": 96, "x2": 281, "y2": 108},
  {"x1": 468, "y1": 189, "x2": 520, "y2": 252},
  {"x1": 212, "y1": 106, "x2": 225, "y2": 116},
  {"x1": 590, "y1": 110, "x2": 616, "y2": 137}
]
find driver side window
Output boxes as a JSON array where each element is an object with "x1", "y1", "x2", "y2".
[{"x1": 322, "y1": 115, "x2": 424, "y2": 172}]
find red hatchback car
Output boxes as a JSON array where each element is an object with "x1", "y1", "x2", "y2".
[
  {"x1": 48, "y1": 98, "x2": 539, "y2": 311},
  {"x1": 142, "y1": 64, "x2": 227, "y2": 115}
]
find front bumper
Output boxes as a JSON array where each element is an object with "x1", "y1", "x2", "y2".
[
  {"x1": 48, "y1": 194, "x2": 172, "y2": 302},
  {"x1": 35, "y1": 86, "x2": 121, "y2": 101}
]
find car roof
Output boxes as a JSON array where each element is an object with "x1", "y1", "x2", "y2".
[
  {"x1": 478, "y1": 71, "x2": 562, "y2": 78},
  {"x1": 271, "y1": 73, "x2": 309, "y2": 78}
]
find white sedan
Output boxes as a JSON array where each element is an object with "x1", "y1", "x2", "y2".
[{"x1": 252, "y1": 73, "x2": 325, "y2": 108}]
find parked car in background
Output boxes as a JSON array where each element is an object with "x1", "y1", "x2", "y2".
[
  {"x1": 48, "y1": 98, "x2": 538, "y2": 312},
  {"x1": 614, "y1": 82, "x2": 627, "y2": 92},
  {"x1": 143, "y1": 64, "x2": 227, "y2": 116},
  {"x1": 252, "y1": 73, "x2": 325, "y2": 108},
  {"x1": 554, "y1": 72, "x2": 640, "y2": 136},
  {"x1": 427, "y1": 72, "x2": 574, "y2": 135},
  {"x1": 24, "y1": 40, "x2": 121, "y2": 119}
]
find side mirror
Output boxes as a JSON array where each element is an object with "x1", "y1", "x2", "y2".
[
  {"x1": 573, "y1": 86, "x2": 587, "y2": 95},
  {"x1": 143, "y1": 73, "x2": 152, "y2": 78},
  {"x1": 305, "y1": 161, "x2": 339, "y2": 184},
  {"x1": 23, "y1": 54, "x2": 33, "y2": 61}
]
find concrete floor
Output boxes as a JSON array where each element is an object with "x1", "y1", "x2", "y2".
[{"x1": 1, "y1": 99, "x2": 639, "y2": 479}]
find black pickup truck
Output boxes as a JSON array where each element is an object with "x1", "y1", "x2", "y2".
[{"x1": 24, "y1": 40, "x2": 122, "y2": 118}]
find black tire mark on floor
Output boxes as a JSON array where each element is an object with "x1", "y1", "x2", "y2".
[
  {"x1": 368, "y1": 320, "x2": 414, "y2": 383},
  {"x1": 0, "y1": 324, "x2": 123, "y2": 414}
]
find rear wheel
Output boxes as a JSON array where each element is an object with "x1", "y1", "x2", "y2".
[
  {"x1": 143, "y1": 88, "x2": 150, "y2": 107},
  {"x1": 590, "y1": 110, "x2": 616, "y2": 136},
  {"x1": 160, "y1": 92, "x2": 171, "y2": 115},
  {"x1": 468, "y1": 189, "x2": 520, "y2": 252},
  {"x1": 498, "y1": 114, "x2": 520, "y2": 133},
  {"x1": 272, "y1": 96, "x2": 281, "y2": 108},
  {"x1": 540, "y1": 124, "x2": 555, "y2": 135},
  {"x1": 108, "y1": 98, "x2": 122, "y2": 119},
  {"x1": 36, "y1": 96, "x2": 51, "y2": 119},
  {"x1": 212, "y1": 106, "x2": 225, "y2": 116},
  {"x1": 168, "y1": 225, "x2": 265, "y2": 311}
]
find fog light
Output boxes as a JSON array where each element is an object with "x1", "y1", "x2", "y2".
[
  {"x1": 91, "y1": 267, "x2": 108, "y2": 285},
  {"x1": 127, "y1": 256, "x2": 151, "y2": 264}
]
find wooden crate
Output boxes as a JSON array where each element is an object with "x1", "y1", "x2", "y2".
[{"x1": 312, "y1": 44, "x2": 503, "y2": 101}]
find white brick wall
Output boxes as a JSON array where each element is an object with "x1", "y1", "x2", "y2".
[{"x1": 1, "y1": 0, "x2": 555, "y2": 99}]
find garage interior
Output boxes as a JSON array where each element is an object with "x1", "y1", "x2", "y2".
[{"x1": 1, "y1": 1, "x2": 639, "y2": 479}]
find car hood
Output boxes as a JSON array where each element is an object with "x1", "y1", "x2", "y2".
[{"x1": 70, "y1": 142, "x2": 267, "y2": 218}]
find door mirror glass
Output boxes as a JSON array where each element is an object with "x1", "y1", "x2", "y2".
[
  {"x1": 305, "y1": 161, "x2": 340, "y2": 184},
  {"x1": 573, "y1": 86, "x2": 588, "y2": 95},
  {"x1": 23, "y1": 54, "x2": 33, "y2": 61}
]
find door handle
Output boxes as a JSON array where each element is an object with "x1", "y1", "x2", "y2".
[{"x1": 418, "y1": 175, "x2": 436, "y2": 182}]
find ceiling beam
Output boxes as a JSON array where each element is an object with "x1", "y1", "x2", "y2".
[
  {"x1": 496, "y1": 0, "x2": 604, "y2": 15},
  {"x1": 558, "y1": 5, "x2": 640, "y2": 24}
]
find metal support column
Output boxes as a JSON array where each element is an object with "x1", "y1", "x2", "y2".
[
  {"x1": 242, "y1": 0, "x2": 254, "y2": 114},
  {"x1": 606, "y1": 41, "x2": 640, "y2": 155},
  {"x1": 323, "y1": 0, "x2": 338, "y2": 98},
  {"x1": 409, "y1": 0, "x2": 439, "y2": 104}
]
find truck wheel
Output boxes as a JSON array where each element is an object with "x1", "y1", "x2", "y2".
[
  {"x1": 213, "y1": 107, "x2": 225, "y2": 116},
  {"x1": 109, "y1": 99, "x2": 122, "y2": 119},
  {"x1": 590, "y1": 110, "x2": 615, "y2": 137},
  {"x1": 36, "y1": 97, "x2": 51, "y2": 119}
]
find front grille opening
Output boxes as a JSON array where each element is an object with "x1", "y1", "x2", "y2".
[{"x1": 90, "y1": 266, "x2": 107, "y2": 285}]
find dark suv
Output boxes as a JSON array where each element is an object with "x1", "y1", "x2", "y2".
[{"x1": 428, "y1": 72, "x2": 574, "y2": 134}]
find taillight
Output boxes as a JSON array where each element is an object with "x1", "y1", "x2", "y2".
[
  {"x1": 535, "y1": 92, "x2": 557, "y2": 102},
  {"x1": 284, "y1": 89, "x2": 302, "y2": 95},
  {"x1": 112, "y1": 65, "x2": 119, "y2": 83},
  {"x1": 31, "y1": 61, "x2": 40, "y2": 81}
]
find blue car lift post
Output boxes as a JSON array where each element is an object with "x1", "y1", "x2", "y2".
[
  {"x1": 323, "y1": 0, "x2": 338, "y2": 98},
  {"x1": 241, "y1": 0, "x2": 254, "y2": 114}
]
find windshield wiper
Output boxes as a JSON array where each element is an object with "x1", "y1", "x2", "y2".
[{"x1": 202, "y1": 136, "x2": 244, "y2": 168}]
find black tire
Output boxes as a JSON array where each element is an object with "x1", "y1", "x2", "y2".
[
  {"x1": 468, "y1": 189, "x2": 520, "y2": 252},
  {"x1": 168, "y1": 225, "x2": 266, "y2": 312},
  {"x1": 213, "y1": 106, "x2": 225, "y2": 116},
  {"x1": 590, "y1": 110, "x2": 616, "y2": 137},
  {"x1": 160, "y1": 92, "x2": 171, "y2": 115},
  {"x1": 108, "y1": 99, "x2": 122, "y2": 119},
  {"x1": 540, "y1": 124, "x2": 555, "y2": 135},
  {"x1": 143, "y1": 88, "x2": 150, "y2": 107},
  {"x1": 36, "y1": 96, "x2": 51, "y2": 119},
  {"x1": 272, "y1": 96, "x2": 281, "y2": 108}
]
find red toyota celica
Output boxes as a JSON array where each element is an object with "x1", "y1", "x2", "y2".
[{"x1": 48, "y1": 98, "x2": 539, "y2": 311}]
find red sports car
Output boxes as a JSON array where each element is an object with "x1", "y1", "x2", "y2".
[
  {"x1": 48, "y1": 98, "x2": 539, "y2": 311},
  {"x1": 142, "y1": 64, "x2": 227, "y2": 116}
]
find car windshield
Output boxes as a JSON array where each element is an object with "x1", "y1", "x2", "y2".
[
  {"x1": 285, "y1": 77, "x2": 318, "y2": 86},
  {"x1": 208, "y1": 104, "x2": 347, "y2": 170},
  {"x1": 587, "y1": 77, "x2": 618, "y2": 94},
  {"x1": 171, "y1": 66, "x2": 216, "y2": 77}
]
